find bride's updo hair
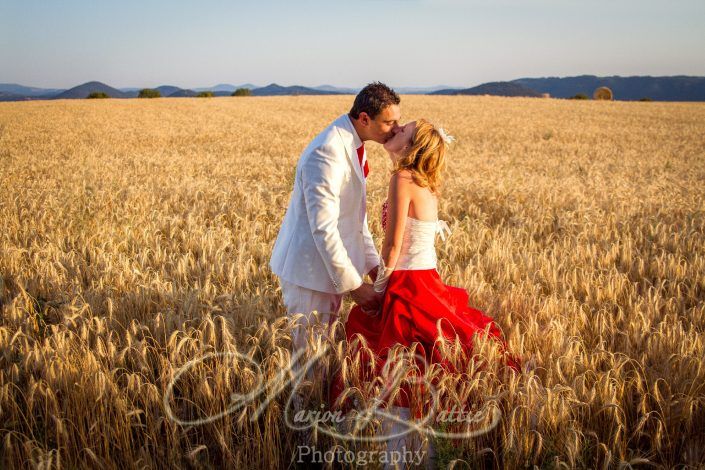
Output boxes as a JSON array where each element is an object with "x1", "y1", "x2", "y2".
[{"x1": 393, "y1": 119, "x2": 447, "y2": 193}]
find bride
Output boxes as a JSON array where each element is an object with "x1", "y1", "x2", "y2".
[{"x1": 328, "y1": 119, "x2": 520, "y2": 465}]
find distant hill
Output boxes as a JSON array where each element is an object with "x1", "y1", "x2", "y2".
[
  {"x1": 118, "y1": 85, "x2": 186, "y2": 97},
  {"x1": 168, "y1": 89, "x2": 198, "y2": 97},
  {"x1": 194, "y1": 83, "x2": 257, "y2": 92},
  {"x1": 0, "y1": 91, "x2": 30, "y2": 101},
  {"x1": 251, "y1": 83, "x2": 342, "y2": 96},
  {"x1": 511, "y1": 75, "x2": 705, "y2": 101},
  {"x1": 155, "y1": 85, "x2": 182, "y2": 97},
  {"x1": 397, "y1": 85, "x2": 456, "y2": 94},
  {"x1": 312, "y1": 84, "x2": 455, "y2": 94},
  {"x1": 431, "y1": 81, "x2": 542, "y2": 97},
  {"x1": 314, "y1": 84, "x2": 359, "y2": 94},
  {"x1": 0, "y1": 83, "x2": 65, "y2": 97},
  {"x1": 194, "y1": 84, "x2": 233, "y2": 92},
  {"x1": 54, "y1": 81, "x2": 128, "y2": 99}
]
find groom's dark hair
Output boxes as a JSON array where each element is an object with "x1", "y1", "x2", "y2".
[{"x1": 349, "y1": 82, "x2": 400, "y2": 120}]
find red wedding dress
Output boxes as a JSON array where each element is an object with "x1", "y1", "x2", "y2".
[{"x1": 328, "y1": 200, "x2": 520, "y2": 418}]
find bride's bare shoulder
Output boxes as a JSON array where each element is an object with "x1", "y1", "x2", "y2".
[
  {"x1": 389, "y1": 169, "x2": 415, "y2": 191},
  {"x1": 390, "y1": 170, "x2": 435, "y2": 194},
  {"x1": 390, "y1": 168, "x2": 414, "y2": 181}
]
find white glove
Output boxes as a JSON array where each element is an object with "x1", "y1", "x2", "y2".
[{"x1": 373, "y1": 255, "x2": 394, "y2": 293}]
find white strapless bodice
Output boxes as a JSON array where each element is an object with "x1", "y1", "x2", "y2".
[{"x1": 395, "y1": 217, "x2": 451, "y2": 270}]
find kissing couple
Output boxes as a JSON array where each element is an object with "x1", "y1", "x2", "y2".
[{"x1": 269, "y1": 82, "x2": 519, "y2": 459}]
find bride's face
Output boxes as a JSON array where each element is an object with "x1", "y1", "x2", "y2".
[{"x1": 383, "y1": 121, "x2": 416, "y2": 161}]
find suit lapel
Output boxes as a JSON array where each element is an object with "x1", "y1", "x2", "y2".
[{"x1": 335, "y1": 115, "x2": 365, "y2": 185}]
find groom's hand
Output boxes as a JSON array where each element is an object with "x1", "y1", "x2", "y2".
[
  {"x1": 367, "y1": 266, "x2": 379, "y2": 283},
  {"x1": 350, "y1": 283, "x2": 383, "y2": 312}
]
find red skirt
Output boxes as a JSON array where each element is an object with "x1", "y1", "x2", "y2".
[{"x1": 329, "y1": 269, "x2": 519, "y2": 418}]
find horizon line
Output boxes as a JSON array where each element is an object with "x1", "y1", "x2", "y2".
[{"x1": 4, "y1": 72, "x2": 705, "y2": 92}]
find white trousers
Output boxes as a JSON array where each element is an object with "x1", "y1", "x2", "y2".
[{"x1": 280, "y1": 279, "x2": 343, "y2": 383}]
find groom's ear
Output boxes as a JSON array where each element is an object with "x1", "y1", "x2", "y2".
[{"x1": 358, "y1": 112, "x2": 371, "y2": 127}]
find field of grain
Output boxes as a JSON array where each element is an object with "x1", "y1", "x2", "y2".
[{"x1": 1, "y1": 96, "x2": 704, "y2": 469}]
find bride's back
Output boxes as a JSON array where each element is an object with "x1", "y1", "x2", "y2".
[{"x1": 398, "y1": 169, "x2": 438, "y2": 222}]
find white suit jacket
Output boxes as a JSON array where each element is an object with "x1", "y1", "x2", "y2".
[{"x1": 269, "y1": 114, "x2": 379, "y2": 294}]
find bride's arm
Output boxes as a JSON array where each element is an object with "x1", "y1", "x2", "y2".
[
  {"x1": 373, "y1": 171, "x2": 412, "y2": 293},
  {"x1": 381, "y1": 171, "x2": 411, "y2": 269}
]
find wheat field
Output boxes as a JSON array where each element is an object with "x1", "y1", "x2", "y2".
[{"x1": 0, "y1": 96, "x2": 704, "y2": 469}]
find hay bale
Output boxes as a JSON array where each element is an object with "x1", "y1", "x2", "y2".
[{"x1": 593, "y1": 87, "x2": 613, "y2": 100}]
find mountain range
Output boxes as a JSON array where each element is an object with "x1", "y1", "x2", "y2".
[
  {"x1": 432, "y1": 81, "x2": 543, "y2": 97},
  {"x1": 250, "y1": 83, "x2": 341, "y2": 96},
  {"x1": 511, "y1": 75, "x2": 705, "y2": 101},
  {"x1": 1, "y1": 76, "x2": 704, "y2": 101}
]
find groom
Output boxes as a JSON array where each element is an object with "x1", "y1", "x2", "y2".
[{"x1": 270, "y1": 82, "x2": 401, "y2": 358}]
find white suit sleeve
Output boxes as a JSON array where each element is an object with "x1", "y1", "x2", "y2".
[{"x1": 301, "y1": 144, "x2": 363, "y2": 294}]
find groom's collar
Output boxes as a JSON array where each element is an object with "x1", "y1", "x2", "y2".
[
  {"x1": 335, "y1": 114, "x2": 365, "y2": 185},
  {"x1": 336, "y1": 114, "x2": 363, "y2": 149},
  {"x1": 344, "y1": 114, "x2": 363, "y2": 149}
]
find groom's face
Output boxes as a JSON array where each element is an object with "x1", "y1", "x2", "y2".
[{"x1": 362, "y1": 104, "x2": 401, "y2": 145}]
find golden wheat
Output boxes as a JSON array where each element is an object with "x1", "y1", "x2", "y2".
[{"x1": 0, "y1": 96, "x2": 704, "y2": 469}]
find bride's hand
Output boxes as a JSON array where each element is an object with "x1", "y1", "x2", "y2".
[
  {"x1": 350, "y1": 283, "x2": 383, "y2": 312},
  {"x1": 373, "y1": 256, "x2": 393, "y2": 294}
]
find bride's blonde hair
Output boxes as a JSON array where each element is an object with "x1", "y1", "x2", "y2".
[{"x1": 392, "y1": 118, "x2": 447, "y2": 193}]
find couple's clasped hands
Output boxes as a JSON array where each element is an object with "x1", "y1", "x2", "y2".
[{"x1": 350, "y1": 266, "x2": 383, "y2": 316}]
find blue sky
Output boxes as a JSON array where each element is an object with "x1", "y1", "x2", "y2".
[{"x1": 1, "y1": 0, "x2": 704, "y2": 89}]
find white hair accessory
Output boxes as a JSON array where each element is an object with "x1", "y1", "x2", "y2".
[{"x1": 437, "y1": 127, "x2": 456, "y2": 145}]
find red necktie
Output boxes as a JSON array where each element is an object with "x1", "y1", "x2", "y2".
[{"x1": 356, "y1": 143, "x2": 369, "y2": 178}]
